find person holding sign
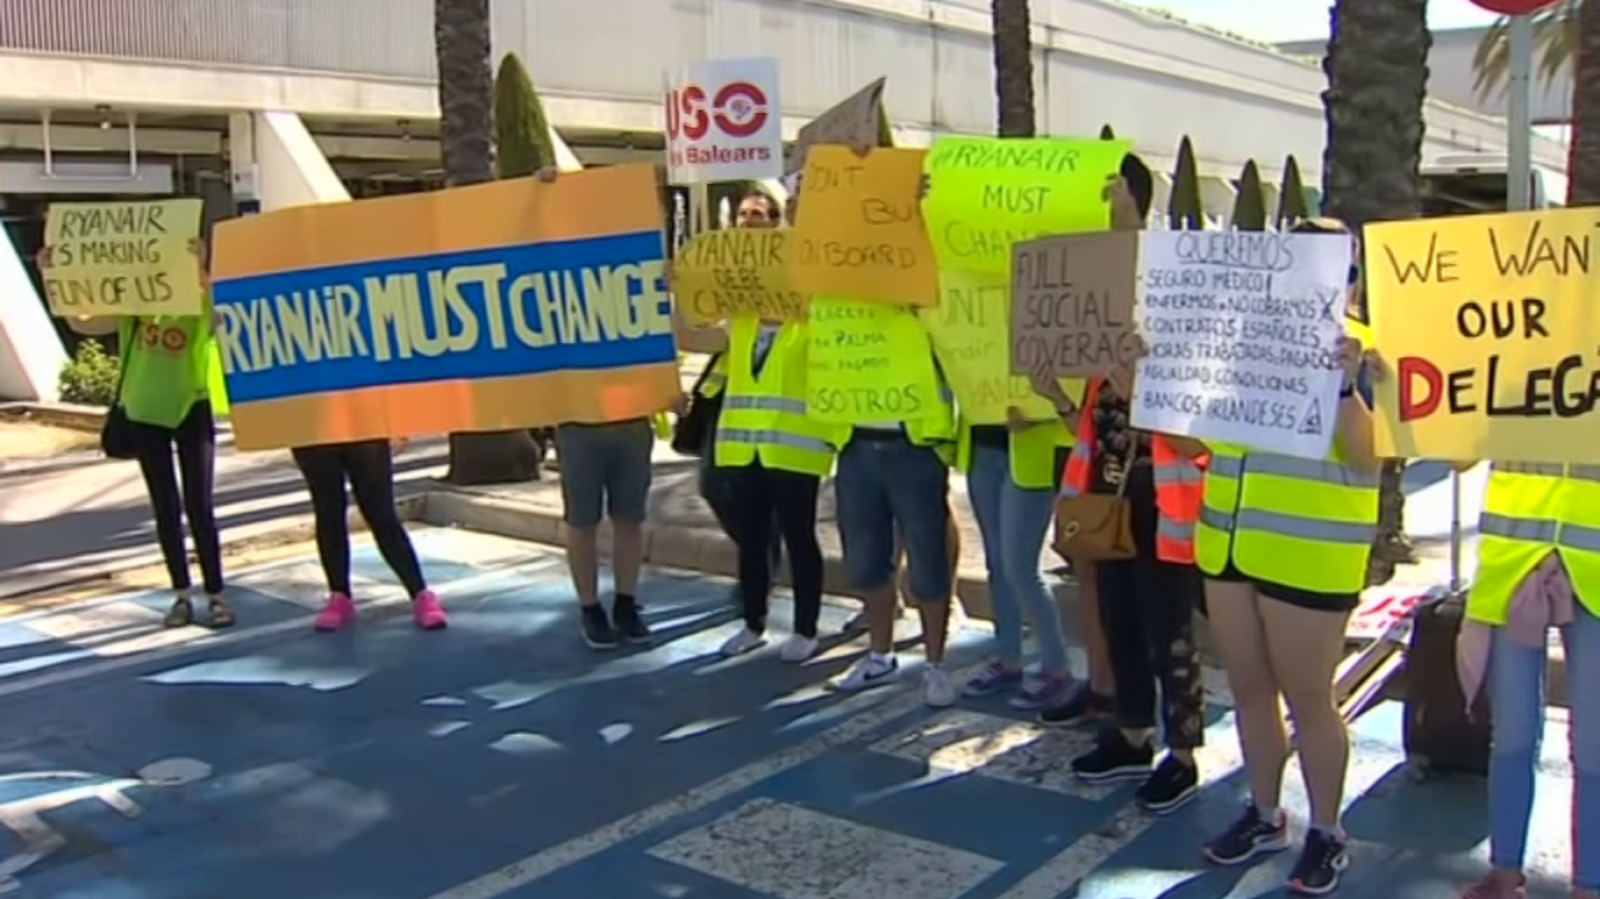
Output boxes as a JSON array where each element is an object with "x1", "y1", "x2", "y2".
[
  {"x1": 1195, "y1": 221, "x2": 1380, "y2": 896},
  {"x1": 1431, "y1": 459, "x2": 1600, "y2": 897},
  {"x1": 47, "y1": 237, "x2": 234, "y2": 630}
]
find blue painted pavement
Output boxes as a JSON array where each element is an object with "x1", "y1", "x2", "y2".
[{"x1": 0, "y1": 527, "x2": 1576, "y2": 899}]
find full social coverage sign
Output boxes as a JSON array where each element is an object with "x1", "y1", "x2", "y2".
[
  {"x1": 209, "y1": 165, "x2": 680, "y2": 451},
  {"x1": 665, "y1": 57, "x2": 783, "y2": 184},
  {"x1": 1367, "y1": 207, "x2": 1600, "y2": 462}
]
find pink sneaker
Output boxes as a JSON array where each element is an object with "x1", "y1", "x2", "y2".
[
  {"x1": 313, "y1": 593, "x2": 357, "y2": 632},
  {"x1": 412, "y1": 590, "x2": 447, "y2": 630}
]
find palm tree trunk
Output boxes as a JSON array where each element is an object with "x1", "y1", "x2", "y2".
[
  {"x1": 1570, "y1": 0, "x2": 1600, "y2": 204},
  {"x1": 434, "y1": 0, "x2": 540, "y2": 485},
  {"x1": 991, "y1": 0, "x2": 1035, "y2": 137},
  {"x1": 1320, "y1": 0, "x2": 1430, "y2": 586}
]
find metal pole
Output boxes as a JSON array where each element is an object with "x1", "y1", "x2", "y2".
[{"x1": 1508, "y1": 13, "x2": 1534, "y2": 212}]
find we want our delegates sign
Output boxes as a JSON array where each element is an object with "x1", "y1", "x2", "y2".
[
  {"x1": 1366, "y1": 207, "x2": 1600, "y2": 463},
  {"x1": 665, "y1": 57, "x2": 783, "y2": 184}
]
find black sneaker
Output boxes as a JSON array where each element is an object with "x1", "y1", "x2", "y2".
[
  {"x1": 1287, "y1": 828, "x2": 1350, "y2": 895},
  {"x1": 581, "y1": 604, "x2": 619, "y2": 649},
  {"x1": 1038, "y1": 689, "x2": 1112, "y2": 727},
  {"x1": 1203, "y1": 804, "x2": 1291, "y2": 866},
  {"x1": 1136, "y1": 754, "x2": 1199, "y2": 814},
  {"x1": 612, "y1": 598, "x2": 652, "y2": 644},
  {"x1": 1070, "y1": 728, "x2": 1155, "y2": 783}
]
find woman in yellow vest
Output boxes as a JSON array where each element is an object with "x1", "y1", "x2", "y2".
[
  {"x1": 1196, "y1": 219, "x2": 1379, "y2": 896},
  {"x1": 675, "y1": 189, "x2": 843, "y2": 662},
  {"x1": 1447, "y1": 455, "x2": 1600, "y2": 898}
]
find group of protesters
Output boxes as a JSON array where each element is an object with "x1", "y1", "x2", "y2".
[{"x1": 72, "y1": 145, "x2": 1593, "y2": 899}]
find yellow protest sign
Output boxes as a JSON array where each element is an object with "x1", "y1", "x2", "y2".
[
  {"x1": 807, "y1": 297, "x2": 940, "y2": 423},
  {"x1": 922, "y1": 270, "x2": 1060, "y2": 424},
  {"x1": 670, "y1": 227, "x2": 806, "y2": 326},
  {"x1": 1366, "y1": 207, "x2": 1600, "y2": 462},
  {"x1": 920, "y1": 137, "x2": 1131, "y2": 274},
  {"x1": 791, "y1": 146, "x2": 939, "y2": 307},
  {"x1": 42, "y1": 199, "x2": 204, "y2": 317}
]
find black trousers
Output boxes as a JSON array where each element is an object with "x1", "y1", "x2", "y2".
[
  {"x1": 131, "y1": 402, "x2": 223, "y2": 595},
  {"x1": 1094, "y1": 467, "x2": 1206, "y2": 750},
  {"x1": 722, "y1": 462, "x2": 823, "y2": 638},
  {"x1": 291, "y1": 439, "x2": 427, "y2": 597},
  {"x1": 700, "y1": 448, "x2": 781, "y2": 570}
]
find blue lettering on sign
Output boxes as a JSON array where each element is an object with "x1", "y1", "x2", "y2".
[{"x1": 210, "y1": 231, "x2": 673, "y2": 404}]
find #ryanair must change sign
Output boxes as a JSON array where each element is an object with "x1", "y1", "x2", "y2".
[{"x1": 208, "y1": 165, "x2": 680, "y2": 451}]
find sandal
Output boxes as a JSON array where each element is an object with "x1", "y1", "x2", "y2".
[
  {"x1": 207, "y1": 597, "x2": 236, "y2": 629},
  {"x1": 163, "y1": 597, "x2": 194, "y2": 628}
]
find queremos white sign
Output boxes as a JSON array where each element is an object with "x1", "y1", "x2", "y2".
[{"x1": 665, "y1": 57, "x2": 783, "y2": 184}]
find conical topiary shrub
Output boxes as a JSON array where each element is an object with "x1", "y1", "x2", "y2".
[
  {"x1": 1231, "y1": 160, "x2": 1267, "y2": 231},
  {"x1": 1169, "y1": 136, "x2": 1203, "y2": 230},
  {"x1": 1277, "y1": 155, "x2": 1310, "y2": 228},
  {"x1": 1099, "y1": 123, "x2": 1116, "y2": 140},
  {"x1": 494, "y1": 52, "x2": 557, "y2": 178}
]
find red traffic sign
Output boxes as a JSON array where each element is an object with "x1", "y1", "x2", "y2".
[{"x1": 1466, "y1": 0, "x2": 1559, "y2": 13}]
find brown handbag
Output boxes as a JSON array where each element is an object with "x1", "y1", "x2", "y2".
[{"x1": 1052, "y1": 442, "x2": 1138, "y2": 563}]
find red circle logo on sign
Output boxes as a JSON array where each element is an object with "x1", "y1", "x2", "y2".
[
  {"x1": 711, "y1": 82, "x2": 769, "y2": 138},
  {"x1": 1465, "y1": 0, "x2": 1558, "y2": 13}
]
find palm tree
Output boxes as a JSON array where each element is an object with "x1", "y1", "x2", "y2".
[
  {"x1": 991, "y1": 0, "x2": 1035, "y2": 136},
  {"x1": 1321, "y1": 0, "x2": 1431, "y2": 585},
  {"x1": 434, "y1": 0, "x2": 542, "y2": 485},
  {"x1": 1474, "y1": 0, "x2": 1600, "y2": 203}
]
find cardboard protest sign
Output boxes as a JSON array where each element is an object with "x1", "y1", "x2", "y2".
[
  {"x1": 790, "y1": 146, "x2": 938, "y2": 307},
  {"x1": 209, "y1": 165, "x2": 679, "y2": 451},
  {"x1": 1366, "y1": 207, "x2": 1600, "y2": 462},
  {"x1": 670, "y1": 227, "x2": 805, "y2": 326},
  {"x1": 807, "y1": 297, "x2": 940, "y2": 423},
  {"x1": 665, "y1": 57, "x2": 783, "y2": 184},
  {"x1": 1010, "y1": 232, "x2": 1139, "y2": 377},
  {"x1": 41, "y1": 199, "x2": 204, "y2": 316},
  {"x1": 787, "y1": 77, "x2": 888, "y2": 175},
  {"x1": 923, "y1": 270, "x2": 1060, "y2": 424},
  {"x1": 920, "y1": 136, "x2": 1130, "y2": 274},
  {"x1": 1130, "y1": 230, "x2": 1352, "y2": 459}
]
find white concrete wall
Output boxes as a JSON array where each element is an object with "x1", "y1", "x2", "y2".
[{"x1": 0, "y1": 232, "x2": 65, "y2": 402}]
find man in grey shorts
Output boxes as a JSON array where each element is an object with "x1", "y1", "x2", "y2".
[{"x1": 556, "y1": 417, "x2": 654, "y2": 649}]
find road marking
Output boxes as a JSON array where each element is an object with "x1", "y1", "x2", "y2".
[
  {"x1": 423, "y1": 661, "x2": 986, "y2": 899},
  {"x1": 996, "y1": 714, "x2": 1246, "y2": 899},
  {"x1": 647, "y1": 797, "x2": 1003, "y2": 899}
]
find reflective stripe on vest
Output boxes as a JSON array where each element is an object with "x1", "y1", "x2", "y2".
[
  {"x1": 1195, "y1": 445, "x2": 1379, "y2": 593},
  {"x1": 1479, "y1": 512, "x2": 1600, "y2": 552},
  {"x1": 715, "y1": 426, "x2": 836, "y2": 456}
]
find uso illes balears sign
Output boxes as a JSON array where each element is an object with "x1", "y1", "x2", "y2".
[{"x1": 665, "y1": 57, "x2": 783, "y2": 184}]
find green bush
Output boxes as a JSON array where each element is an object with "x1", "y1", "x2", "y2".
[{"x1": 59, "y1": 339, "x2": 120, "y2": 407}]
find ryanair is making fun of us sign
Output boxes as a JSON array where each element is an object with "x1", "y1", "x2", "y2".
[{"x1": 209, "y1": 165, "x2": 679, "y2": 451}]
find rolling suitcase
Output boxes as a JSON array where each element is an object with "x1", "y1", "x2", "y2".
[{"x1": 1402, "y1": 589, "x2": 1491, "y2": 778}]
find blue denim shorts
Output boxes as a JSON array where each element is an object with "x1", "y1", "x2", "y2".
[{"x1": 834, "y1": 431, "x2": 952, "y2": 602}]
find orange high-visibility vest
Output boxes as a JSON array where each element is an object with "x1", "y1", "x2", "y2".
[{"x1": 1059, "y1": 379, "x2": 1207, "y2": 563}]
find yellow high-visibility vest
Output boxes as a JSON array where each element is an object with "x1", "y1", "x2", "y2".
[
  {"x1": 1194, "y1": 442, "x2": 1380, "y2": 594},
  {"x1": 1468, "y1": 462, "x2": 1600, "y2": 624},
  {"x1": 954, "y1": 418, "x2": 1070, "y2": 490},
  {"x1": 714, "y1": 317, "x2": 848, "y2": 477}
]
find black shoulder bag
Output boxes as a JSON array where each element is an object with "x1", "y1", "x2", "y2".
[
  {"x1": 671, "y1": 352, "x2": 725, "y2": 457},
  {"x1": 100, "y1": 325, "x2": 137, "y2": 460}
]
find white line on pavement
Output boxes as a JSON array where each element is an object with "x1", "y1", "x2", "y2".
[{"x1": 423, "y1": 663, "x2": 986, "y2": 899}]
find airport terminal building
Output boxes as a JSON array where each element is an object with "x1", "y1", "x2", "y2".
[{"x1": 0, "y1": 0, "x2": 1569, "y2": 402}]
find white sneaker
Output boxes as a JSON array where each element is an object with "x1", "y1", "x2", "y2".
[
  {"x1": 719, "y1": 628, "x2": 766, "y2": 657},
  {"x1": 831, "y1": 653, "x2": 899, "y2": 692},
  {"x1": 778, "y1": 634, "x2": 819, "y2": 663},
  {"x1": 922, "y1": 665, "x2": 958, "y2": 708}
]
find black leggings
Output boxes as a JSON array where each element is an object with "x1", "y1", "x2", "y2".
[
  {"x1": 1094, "y1": 468, "x2": 1206, "y2": 750},
  {"x1": 722, "y1": 463, "x2": 823, "y2": 637},
  {"x1": 132, "y1": 402, "x2": 223, "y2": 595},
  {"x1": 291, "y1": 440, "x2": 427, "y2": 597}
]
